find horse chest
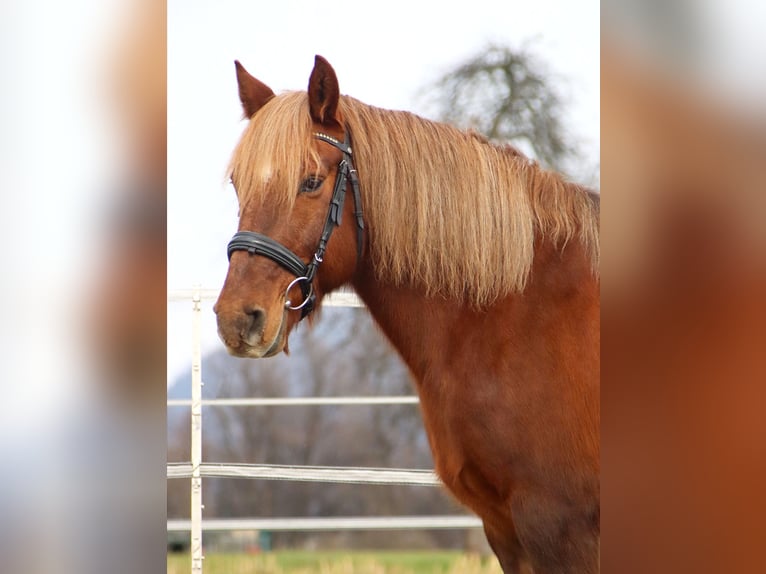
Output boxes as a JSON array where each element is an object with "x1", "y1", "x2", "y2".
[{"x1": 417, "y1": 376, "x2": 516, "y2": 513}]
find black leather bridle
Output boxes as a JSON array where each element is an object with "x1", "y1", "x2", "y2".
[{"x1": 226, "y1": 129, "x2": 364, "y2": 320}]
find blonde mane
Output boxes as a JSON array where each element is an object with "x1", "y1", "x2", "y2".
[{"x1": 229, "y1": 91, "x2": 599, "y2": 305}]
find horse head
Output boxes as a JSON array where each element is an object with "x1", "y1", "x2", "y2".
[{"x1": 214, "y1": 56, "x2": 363, "y2": 358}]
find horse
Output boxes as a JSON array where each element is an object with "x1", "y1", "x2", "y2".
[{"x1": 214, "y1": 55, "x2": 600, "y2": 573}]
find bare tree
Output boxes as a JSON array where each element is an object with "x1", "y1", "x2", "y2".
[{"x1": 421, "y1": 43, "x2": 578, "y2": 173}]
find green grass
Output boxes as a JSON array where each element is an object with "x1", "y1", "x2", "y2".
[{"x1": 167, "y1": 551, "x2": 502, "y2": 574}]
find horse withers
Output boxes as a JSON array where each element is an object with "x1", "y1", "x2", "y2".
[{"x1": 214, "y1": 56, "x2": 600, "y2": 574}]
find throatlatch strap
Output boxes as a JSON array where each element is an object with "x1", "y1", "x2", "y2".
[{"x1": 348, "y1": 167, "x2": 365, "y2": 262}]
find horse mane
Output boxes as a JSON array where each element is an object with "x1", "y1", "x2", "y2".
[{"x1": 229, "y1": 91, "x2": 599, "y2": 305}]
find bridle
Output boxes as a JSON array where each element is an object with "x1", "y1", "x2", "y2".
[{"x1": 226, "y1": 129, "x2": 364, "y2": 320}]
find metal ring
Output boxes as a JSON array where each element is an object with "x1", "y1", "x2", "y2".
[{"x1": 284, "y1": 276, "x2": 314, "y2": 311}]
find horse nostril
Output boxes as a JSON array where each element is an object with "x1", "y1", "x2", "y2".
[{"x1": 244, "y1": 306, "x2": 266, "y2": 340}]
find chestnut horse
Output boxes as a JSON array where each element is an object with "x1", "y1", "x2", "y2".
[{"x1": 214, "y1": 56, "x2": 600, "y2": 573}]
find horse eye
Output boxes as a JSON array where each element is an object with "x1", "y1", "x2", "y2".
[{"x1": 300, "y1": 176, "x2": 323, "y2": 193}]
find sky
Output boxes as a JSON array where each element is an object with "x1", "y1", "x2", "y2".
[{"x1": 167, "y1": 0, "x2": 600, "y2": 384}]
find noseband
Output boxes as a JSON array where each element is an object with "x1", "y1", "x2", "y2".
[{"x1": 226, "y1": 129, "x2": 364, "y2": 320}]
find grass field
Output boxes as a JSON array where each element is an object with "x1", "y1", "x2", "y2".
[{"x1": 167, "y1": 551, "x2": 502, "y2": 574}]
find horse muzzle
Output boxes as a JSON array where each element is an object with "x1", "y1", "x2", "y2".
[{"x1": 215, "y1": 305, "x2": 287, "y2": 358}]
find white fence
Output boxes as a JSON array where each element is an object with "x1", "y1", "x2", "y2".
[{"x1": 167, "y1": 287, "x2": 482, "y2": 574}]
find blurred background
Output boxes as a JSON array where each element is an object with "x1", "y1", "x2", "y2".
[
  {"x1": 602, "y1": 1, "x2": 766, "y2": 573},
  {"x1": 1, "y1": 0, "x2": 166, "y2": 573}
]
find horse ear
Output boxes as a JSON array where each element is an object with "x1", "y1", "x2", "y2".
[
  {"x1": 235, "y1": 60, "x2": 275, "y2": 118},
  {"x1": 308, "y1": 55, "x2": 340, "y2": 126}
]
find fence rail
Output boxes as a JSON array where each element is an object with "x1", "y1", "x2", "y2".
[
  {"x1": 168, "y1": 288, "x2": 363, "y2": 307},
  {"x1": 168, "y1": 516, "x2": 483, "y2": 532},
  {"x1": 167, "y1": 462, "x2": 441, "y2": 486},
  {"x1": 167, "y1": 396, "x2": 419, "y2": 407}
]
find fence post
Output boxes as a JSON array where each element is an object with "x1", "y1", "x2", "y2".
[{"x1": 190, "y1": 286, "x2": 203, "y2": 574}]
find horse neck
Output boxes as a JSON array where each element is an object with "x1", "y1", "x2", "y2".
[{"x1": 350, "y1": 235, "x2": 599, "y2": 385}]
